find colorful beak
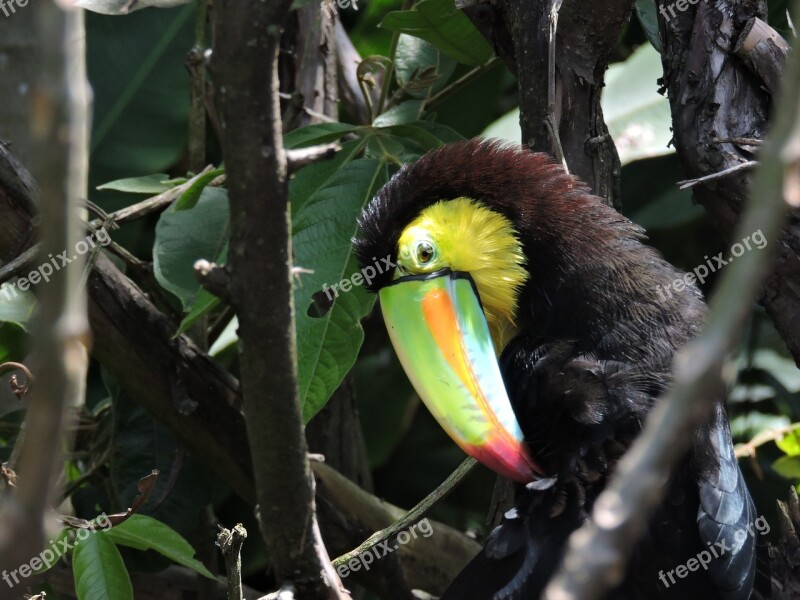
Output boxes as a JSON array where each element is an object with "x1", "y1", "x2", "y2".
[{"x1": 379, "y1": 270, "x2": 542, "y2": 483}]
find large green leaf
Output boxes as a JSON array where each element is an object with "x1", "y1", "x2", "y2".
[
  {"x1": 86, "y1": 5, "x2": 196, "y2": 259},
  {"x1": 87, "y1": 6, "x2": 195, "y2": 216},
  {"x1": 103, "y1": 514, "x2": 214, "y2": 579},
  {"x1": 290, "y1": 139, "x2": 366, "y2": 216},
  {"x1": 153, "y1": 187, "x2": 229, "y2": 309},
  {"x1": 380, "y1": 0, "x2": 493, "y2": 66},
  {"x1": 72, "y1": 532, "x2": 133, "y2": 600},
  {"x1": 601, "y1": 43, "x2": 674, "y2": 165},
  {"x1": 294, "y1": 160, "x2": 388, "y2": 422}
]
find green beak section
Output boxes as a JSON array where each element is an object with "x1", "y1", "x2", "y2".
[{"x1": 379, "y1": 271, "x2": 540, "y2": 483}]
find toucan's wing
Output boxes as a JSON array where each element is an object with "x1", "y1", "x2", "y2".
[{"x1": 694, "y1": 403, "x2": 763, "y2": 600}]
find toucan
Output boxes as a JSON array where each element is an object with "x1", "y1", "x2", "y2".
[{"x1": 353, "y1": 140, "x2": 768, "y2": 599}]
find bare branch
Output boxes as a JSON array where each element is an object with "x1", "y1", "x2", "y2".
[
  {"x1": 286, "y1": 142, "x2": 342, "y2": 173},
  {"x1": 657, "y1": 0, "x2": 800, "y2": 366},
  {"x1": 210, "y1": 2, "x2": 344, "y2": 597},
  {"x1": 677, "y1": 160, "x2": 759, "y2": 189},
  {"x1": 217, "y1": 523, "x2": 248, "y2": 600}
]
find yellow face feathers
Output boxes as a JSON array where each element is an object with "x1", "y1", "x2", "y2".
[{"x1": 396, "y1": 197, "x2": 528, "y2": 352}]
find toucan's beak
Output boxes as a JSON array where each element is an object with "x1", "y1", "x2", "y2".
[{"x1": 379, "y1": 269, "x2": 542, "y2": 483}]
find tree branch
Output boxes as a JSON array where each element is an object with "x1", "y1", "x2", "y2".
[
  {"x1": 210, "y1": 3, "x2": 343, "y2": 597},
  {"x1": 0, "y1": 3, "x2": 90, "y2": 590},
  {"x1": 543, "y1": 20, "x2": 800, "y2": 599},
  {"x1": 465, "y1": 0, "x2": 631, "y2": 207},
  {"x1": 657, "y1": 0, "x2": 800, "y2": 366}
]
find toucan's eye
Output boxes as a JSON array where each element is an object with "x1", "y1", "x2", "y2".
[{"x1": 416, "y1": 241, "x2": 435, "y2": 264}]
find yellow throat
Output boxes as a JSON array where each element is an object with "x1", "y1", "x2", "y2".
[{"x1": 395, "y1": 197, "x2": 529, "y2": 353}]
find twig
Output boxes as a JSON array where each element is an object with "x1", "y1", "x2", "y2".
[
  {"x1": 88, "y1": 165, "x2": 217, "y2": 229},
  {"x1": 186, "y1": 0, "x2": 209, "y2": 173},
  {"x1": 546, "y1": 0, "x2": 568, "y2": 171},
  {"x1": 736, "y1": 423, "x2": 800, "y2": 458},
  {"x1": 217, "y1": 523, "x2": 248, "y2": 600},
  {"x1": 0, "y1": 362, "x2": 33, "y2": 399},
  {"x1": 677, "y1": 160, "x2": 758, "y2": 189},
  {"x1": 332, "y1": 457, "x2": 477, "y2": 568},
  {"x1": 712, "y1": 137, "x2": 764, "y2": 146},
  {"x1": 543, "y1": 23, "x2": 800, "y2": 599},
  {"x1": 286, "y1": 143, "x2": 342, "y2": 174}
]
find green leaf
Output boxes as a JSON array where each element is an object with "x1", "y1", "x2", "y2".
[
  {"x1": 72, "y1": 531, "x2": 133, "y2": 600},
  {"x1": 284, "y1": 123, "x2": 361, "y2": 149},
  {"x1": 294, "y1": 160, "x2": 388, "y2": 421},
  {"x1": 290, "y1": 139, "x2": 366, "y2": 216},
  {"x1": 601, "y1": 43, "x2": 674, "y2": 165},
  {"x1": 103, "y1": 514, "x2": 215, "y2": 579},
  {"x1": 0, "y1": 287, "x2": 35, "y2": 330},
  {"x1": 773, "y1": 455, "x2": 800, "y2": 479},
  {"x1": 96, "y1": 173, "x2": 174, "y2": 194},
  {"x1": 32, "y1": 529, "x2": 73, "y2": 575},
  {"x1": 635, "y1": 0, "x2": 662, "y2": 53},
  {"x1": 395, "y1": 34, "x2": 457, "y2": 99},
  {"x1": 374, "y1": 100, "x2": 424, "y2": 127},
  {"x1": 380, "y1": 0, "x2": 493, "y2": 66},
  {"x1": 777, "y1": 428, "x2": 800, "y2": 457},
  {"x1": 153, "y1": 187, "x2": 229, "y2": 310},
  {"x1": 88, "y1": 6, "x2": 194, "y2": 175},
  {"x1": 174, "y1": 169, "x2": 226, "y2": 211}
]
